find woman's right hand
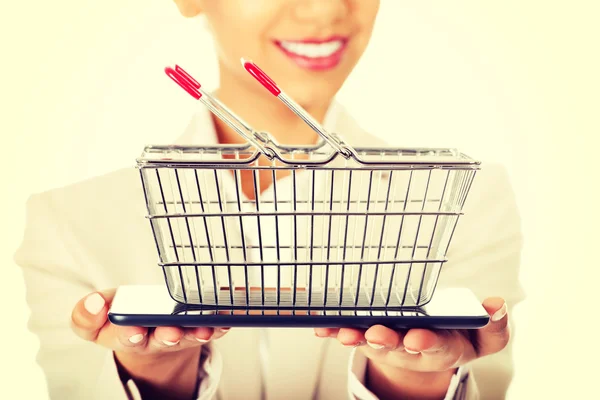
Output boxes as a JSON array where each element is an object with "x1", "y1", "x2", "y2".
[{"x1": 71, "y1": 289, "x2": 229, "y2": 399}]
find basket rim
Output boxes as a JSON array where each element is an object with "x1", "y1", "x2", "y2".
[{"x1": 137, "y1": 143, "x2": 481, "y2": 169}]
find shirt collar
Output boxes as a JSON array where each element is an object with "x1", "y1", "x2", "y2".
[{"x1": 174, "y1": 105, "x2": 219, "y2": 146}]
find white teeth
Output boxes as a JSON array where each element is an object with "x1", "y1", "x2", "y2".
[{"x1": 279, "y1": 40, "x2": 343, "y2": 58}]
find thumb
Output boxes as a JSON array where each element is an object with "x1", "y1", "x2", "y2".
[
  {"x1": 71, "y1": 289, "x2": 117, "y2": 342},
  {"x1": 476, "y1": 297, "x2": 510, "y2": 357}
]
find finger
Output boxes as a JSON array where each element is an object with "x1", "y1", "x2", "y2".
[
  {"x1": 364, "y1": 325, "x2": 405, "y2": 351},
  {"x1": 336, "y1": 328, "x2": 366, "y2": 347},
  {"x1": 212, "y1": 327, "x2": 231, "y2": 340},
  {"x1": 98, "y1": 323, "x2": 149, "y2": 350},
  {"x1": 403, "y1": 329, "x2": 444, "y2": 354},
  {"x1": 482, "y1": 297, "x2": 509, "y2": 332},
  {"x1": 477, "y1": 297, "x2": 510, "y2": 357},
  {"x1": 71, "y1": 290, "x2": 115, "y2": 341},
  {"x1": 183, "y1": 327, "x2": 214, "y2": 344},
  {"x1": 314, "y1": 328, "x2": 340, "y2": 338},
  {"x1": 403, "y1": 329, "x2": 470, "y2": 371},
  {"x1": 149, "y1": 326, "x2": 186, "y2": 349}
]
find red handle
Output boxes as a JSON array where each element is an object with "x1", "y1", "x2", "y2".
[
  {"x1": 165, "y1": 65, "x2": 202, "y2": 100},
  {"x1": 242, "y1": 59, "x2": 281, "y2": 96}
]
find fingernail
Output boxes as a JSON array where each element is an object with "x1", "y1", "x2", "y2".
[
  {"x1": 405, "y1": 348, "x2": 421, "y2": 355},
  {"x1": 196, "y1": 338, "x2": 210, "y2": 343},
  {"x1": 162, "y1": 340, "x2": 179, "y2": 346},
  {"x1": 367, "y1": 341, "x2": 385, "y2": 350},
  {"x1": 129, "y1": 334, "x2": 144, "y2": 344},
  {"x1": 492, "y1": 302, "x2": 507, "y2": 322},
  {"x1": 220, "y1": 328, "x2": 230, "y2": 332},
  {"x1": 84, "y1": 293, "x2": 105, "y2": 315}
]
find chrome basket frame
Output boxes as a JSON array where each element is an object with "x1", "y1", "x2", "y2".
[{"x1": 137, "y1": 138, "x2": 479, "y2": 310}]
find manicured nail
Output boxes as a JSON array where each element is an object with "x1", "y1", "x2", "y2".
[
  {"x1": 367, "y1": 341, "x2": 385, "y2": 350},
  {"x1": 492, "y1": 302, "x2": 507, "y2": 322},
  {"x1": 84, "y1": 293, "x2": 105, "y2": 315},
  {"x1": 196, "y1": 338, "x2": 209, "y2": 343},
  {"x1": 220, "y1": 328, "x2": 230, "y2": 332},
  {"x1": 405, "y1": 348, "x2": 421, "y2": 355},
  {"x1": 129, "y1": 334, "x2": 144, "y2": 344},
  {"x1": 162, "y1": 340, "x2": 179, "y2": 346}
]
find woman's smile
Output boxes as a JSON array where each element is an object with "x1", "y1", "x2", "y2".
[
  {"x1": 273, "y1": 36, "x2": 349, "y2": 71},
  {"x1": 193, "y1": 0, "x2": 380, "y2": 109}
]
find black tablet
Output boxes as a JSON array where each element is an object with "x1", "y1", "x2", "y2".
[{"x1": 108, "y1": 285, "x2": 489, "y2": 329}]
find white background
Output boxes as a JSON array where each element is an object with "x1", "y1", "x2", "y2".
[{"x1": 2, "y1": 1, "x2": 599, "y2": 398}]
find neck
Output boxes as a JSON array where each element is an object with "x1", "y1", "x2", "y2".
[{"x1": 212, "y1": 72, "x2": 332, "y2": 147}]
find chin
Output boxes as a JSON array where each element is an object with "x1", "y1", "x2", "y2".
[{"x1": 286, "y1": 85, "x2": 340, "y2": 110}]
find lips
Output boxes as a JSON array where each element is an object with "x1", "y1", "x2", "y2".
[{"x1": 274, "y1": 36, "x2": 348, "y2": 71}]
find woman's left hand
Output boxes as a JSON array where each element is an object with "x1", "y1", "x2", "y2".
[{"x1": 314, "y1": 297, "x2": 509, "y2": 399}]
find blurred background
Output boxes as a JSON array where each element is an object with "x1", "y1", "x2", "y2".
[{"x1": 1, "y1": 0, "x2": 598, "y2": 398}]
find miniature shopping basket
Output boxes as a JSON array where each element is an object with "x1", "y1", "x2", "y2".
[{"x1": 137, "y1": 63, "x2": 480, "y2": 312}]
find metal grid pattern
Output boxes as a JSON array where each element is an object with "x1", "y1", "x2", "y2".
[{"x1": 139, "y1": 144, "x2": 478, "y2": 310}]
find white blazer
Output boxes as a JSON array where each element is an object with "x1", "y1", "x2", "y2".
[{"x1": 14, "y1": 102, "x2": 524, "y2": 400}]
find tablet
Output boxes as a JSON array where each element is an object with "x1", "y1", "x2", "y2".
[{"x1": 108, "y1": 285, "x2": 489, "y2": 329}]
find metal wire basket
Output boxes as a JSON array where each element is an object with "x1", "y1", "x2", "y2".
[
  {"x1": 138, "y1": 63, "x2": 480, "y2": 311},
  {"x1": 138, "y1": 140, "x2": 479, "y2": 310}
]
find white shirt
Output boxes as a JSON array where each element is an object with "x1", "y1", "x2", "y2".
[{"x1": 14, "y1": 101, "x2": 524, "y2": 399}]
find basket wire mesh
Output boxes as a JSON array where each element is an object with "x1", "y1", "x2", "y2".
[{"x1": 139, "y1": 143, "x2": 478, "y2": 310}]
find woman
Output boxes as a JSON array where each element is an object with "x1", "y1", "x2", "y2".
[{"x1": 15, "y1": 1, "x2": 524, "y2": 399}]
